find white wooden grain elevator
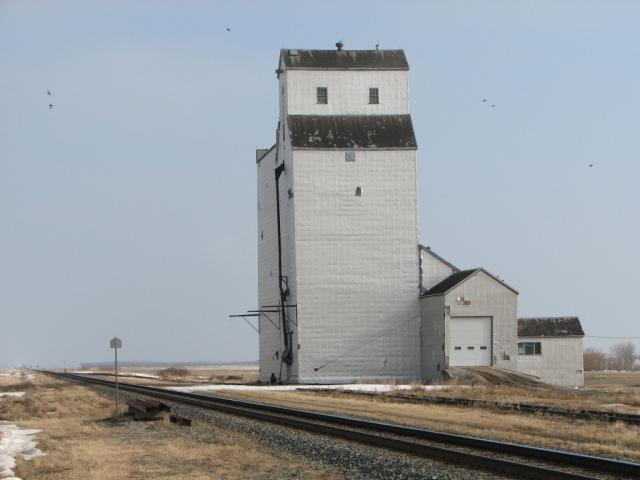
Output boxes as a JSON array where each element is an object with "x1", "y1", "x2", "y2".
[
  {"x1": 255, "y1": 45, "x2": 420, "y2": 383},
  {"x1": 246, "y1": 44, "x2": 582, "y2": 386}
]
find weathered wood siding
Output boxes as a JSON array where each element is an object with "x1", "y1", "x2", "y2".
[
  {"x1": 293, "y1": 149, "x2": 421, "y2": 382},
  {"x1": 517, "y1": 336, "x2": 584, "y2": 386},
  {"x1": 257, "y1": 143, "x2": 299, "y2": 382},
  {"x1": 286, "y1": 70, "x2": 409, "y2": 115},
  {"x1": 420, "y1": 249, "x2": 456, "y2": 290},
  {"x1": 420, "y1": 294, "x2": 446, "y2": 379},
  {"x1": 445, "y1": 272, "x2": 518, "y2": 371}
]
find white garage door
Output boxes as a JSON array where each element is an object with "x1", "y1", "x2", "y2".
[{"x1": 450, "y1": 316, "x2": 492, "y2": 367}]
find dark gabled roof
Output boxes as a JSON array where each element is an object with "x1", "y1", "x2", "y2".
[
  {"x1": 421, "y1": 268, "x2": 519, "y2": 296},
  {"x1": 518, "y1": 317, "x2": 584, "y2": 338},
  {"x1": 419, "y1": 245, "x2": 460, "y2": 272},
  {"x1": 280, "y1": 49, "x2": 409, "y2": 70},
  {"x1": 288, "y1": 115, "x2": 417, "y2": 149},
  {"x1": 422, "y1": 269, "x2": 478, "y2": 296}
]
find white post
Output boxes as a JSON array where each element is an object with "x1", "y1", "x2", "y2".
[
  {"x1": 115, "y1": 345, "x2": 119, "y2": 416},
  {"x1": 110, "y1": 337, "x2": 122, "y2": 417}
]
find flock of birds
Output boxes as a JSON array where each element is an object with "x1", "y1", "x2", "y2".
[
  {"x1": 45, "y1": 33, "x2": 595, "y2": 170},
  {"x1": 482, "y1": 98, "x2": 496, "y2": 108}
]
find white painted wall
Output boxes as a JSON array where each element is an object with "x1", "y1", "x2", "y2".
[
  {"x1": 286, "y1": 70, "x2": 409, "y2": 115},
  {"x1": 420, "y1": 295, "x2": 445, "y2": 379},
  {"x1": 445, "y1": 271, "x2": 518, "y2": 371},
  {"x1": 257, "y1": 139, "x2": 299, "y2": 383},
  {"x1": 292, "y1": 149, "x2": 421, "y2": 383},
  {"x1": 257, "y1": 147, "x2": 280, "y2": 382},
  {"x1": 421, "y1": 271, "x2": 518, "y2": 378},
  {"x1": 420, "y1": 249, "x2": 456, "y2": 291},
  {"x1": 260, "y1": 53, "x2": 419, "y2": 383},
  {"x1": 517, "y1": 337, "x2": 584, "y2": 386}
]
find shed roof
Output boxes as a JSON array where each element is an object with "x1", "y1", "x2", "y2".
[
  {"x1": 518, "y1": 317, "x2": 584, "y2": 338},
  {"x1": 421, "y1": 268, "x2": 519, "y2": 296},
  {"x1": 288, "y1": 115, "x2": 417, "y2": 149},
  {"x1": 422, "y1": 269, "x2": 478, "y2": 295},
  {"x1": 419, "y1": 245, "x2": 460, "y2": 272},
  {"x1": 256, "y1": 144, "x2": 275, "y2": 164},
  {"x1": 280, "y1": 49, "x2": 409, "y2": 70}
]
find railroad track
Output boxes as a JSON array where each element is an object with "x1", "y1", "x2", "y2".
[
  {"x1": 299, "y1": 388, "x2": 640, "y2": 426},
  {"x1": 43, "y1": 371, "x2": 640, "y2": 480}
]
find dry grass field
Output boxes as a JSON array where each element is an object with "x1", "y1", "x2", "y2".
[
  {"x1": 585, "y1": 371, "x2": 640, "y2": 388},
  {"x1": 405, "y1": 384, "x2": 640, "y2": 413},
  {"x1": 379, "y1": 369, "x2": 640, "y2": 414},
  {"x1": 0, "y1": 370, "x2": 339, "y2": 480},
  {"x1": 64, "y1": 365, "x2": 260, "y2": 386},
  {"x1": 211, "y1": 388, "x2": 640, "y2": 462}
]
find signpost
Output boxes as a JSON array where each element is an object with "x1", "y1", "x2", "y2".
[{"x1": 109, "y1": 337, "x2": 122, "y2": 416}]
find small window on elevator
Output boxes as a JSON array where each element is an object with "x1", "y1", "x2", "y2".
[
  {"x1": 369, "y1": 87, "x2": 379, "y2": 104},
  {"x1": 345, "y1": 151, "x2": 355, "y2": 162},
  {"x1": 355, "y1": 187, "x2": 361, "y2": 196},
  {"x1": 317, "y1": 87, "x2": 328, "y2": 104}
]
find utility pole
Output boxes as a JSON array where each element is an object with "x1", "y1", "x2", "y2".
[{"x1": 109, "y1": 337, "x2": 122, "y2": 416}]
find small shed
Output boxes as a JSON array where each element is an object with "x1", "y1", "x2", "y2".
[
  {"x1": 420, "y1": 256, "x2": 518, "y2": 379},
  {"x1": 517, "y1": 317, "x2": 584, "y2": 386}
]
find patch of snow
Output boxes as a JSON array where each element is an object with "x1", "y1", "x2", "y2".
[
  {"x1": 0, "y1": 393, "x2": 25, "y2": 400},
  {"x1": 0, "y1": 423, "x2": 45, "y2": 479},
  {"x1": 165, "y1": 384, "x2": 453, "y2": 393},
  {"x1": 70, "y1": 371, "x2": 160, "y2": 379},
  {"x1": 128, "y1": 373, "x2": 160, "y2": 379}
]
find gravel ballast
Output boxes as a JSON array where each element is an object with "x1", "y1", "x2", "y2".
[{"x1": 98, "y1": 387, "x2": 501, "y2": 480}]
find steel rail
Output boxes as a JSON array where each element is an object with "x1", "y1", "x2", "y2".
[
  {"x1": 299, "y1": 388, "x2": 640, "y2": 425},
  {"x1": 44, "y1": 371, "x2": 640, "y2": 479}
]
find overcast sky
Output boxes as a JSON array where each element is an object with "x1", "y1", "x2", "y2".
[{"x1": 1, "y1": 1, "x2": 639, "y2": 367}]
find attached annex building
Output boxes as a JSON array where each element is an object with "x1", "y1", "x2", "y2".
[
  {"x1": 252, "y1": 45, "x2": 583, "y2": 386},
  {"x1": 517, "y1": 317, "x2": 585, "y2": 386},
  {"x1": 419, "y1": 246, "x2": 518, "y2": 378}
]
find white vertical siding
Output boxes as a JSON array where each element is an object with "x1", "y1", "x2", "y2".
[
  {"x1": 420, "y1": 250, "x2": 456, "y2": 291},
  {"x1": 445, "y1": 272, "x2": 518, "y2": 371},
  {"x1": 286, "y1": 70, "x2": 409, "y2": 115},
  {"x1": 293, "y1": 149, "x2": 420, "y2": 382},
  {"x1": 257, "y1": 143, "x2": 298, "y2": 383},
  {"x1": 257, "y1": 148, "x2": 279, "y2": 381},
  {"x1": 420, "y1": 295, "x2": 445, "y2": 380},
  {"x1": 517, "y1": 337, "x2": 584, "y2": 386}
]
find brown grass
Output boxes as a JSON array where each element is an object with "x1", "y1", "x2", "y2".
[
  {"x1": 1, "y1": 370, "x2": 341, "y2": 480},
  {"x1": 400, "y1": 374, "x2": 640, "y2": 413},
  {"x1": 210, "y1": 389, "x2": 640, "y2": 462},
  {"x1": 68, "y1": 366, "x2": 260, "y2": 385},
  {"x1": 158, "y1": 367, "x2": 191, "y2": 380}
]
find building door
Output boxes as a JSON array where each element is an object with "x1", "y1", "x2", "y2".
[{"x1": 449, "y1": 316, "x2": 492, "y2": 366}]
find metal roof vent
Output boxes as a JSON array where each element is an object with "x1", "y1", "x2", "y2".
[
  {"x1": 289, "y1": 49, "x2": 298, "y2": 56},
  {"x1": 336, "y1": 40, "x2": 344, "y2": 51}
]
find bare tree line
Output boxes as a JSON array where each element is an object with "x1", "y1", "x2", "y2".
[{"x1": 584, "y1": 342, "x2": 638, "y2": 371}]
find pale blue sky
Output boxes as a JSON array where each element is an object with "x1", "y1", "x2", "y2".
[{"x1": 1, "y1": 1, "x2": 639, "y2": 367}]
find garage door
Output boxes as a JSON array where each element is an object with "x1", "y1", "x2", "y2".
[{"x1": 450, "y1": 317, "x2": 492, "y2": 367}]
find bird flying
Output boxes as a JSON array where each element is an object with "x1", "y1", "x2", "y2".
[
  {"x1": 482, "y1": 98, "x2": 487, "y2": 102},
  {"x1": 226, "y1": 27, "x2": 231, "y2": 32},
  {"x1": 48, "y1": 104, "x2": 53, "y2": 110},
  {"x1": 47, "y1": 89, "x2": 52, "y2": 96}
]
